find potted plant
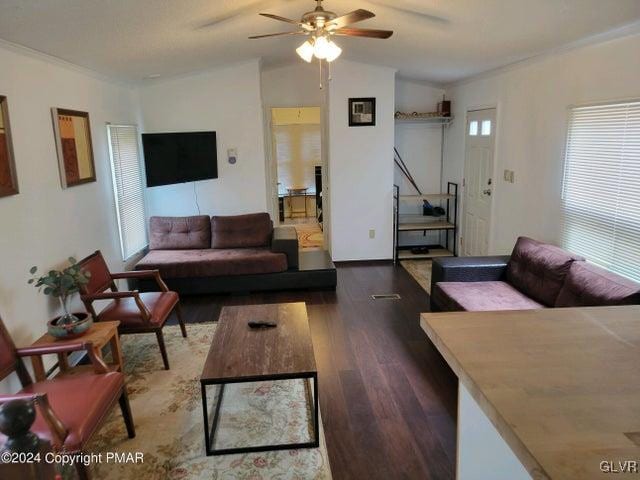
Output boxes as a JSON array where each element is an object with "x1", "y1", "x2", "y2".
[{"x1": 28, "y1": 257, "x2": 93, "y2": 338}]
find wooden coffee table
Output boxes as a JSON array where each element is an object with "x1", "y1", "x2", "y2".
[{"x1": 200, "y1": 302, "x2": 319, "y2": 456}]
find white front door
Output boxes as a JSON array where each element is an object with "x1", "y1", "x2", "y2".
[{"x1": 462, "y1": 109, "x2": 496, "y2": 256}]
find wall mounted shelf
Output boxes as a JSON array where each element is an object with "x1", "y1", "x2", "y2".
[{"x1": 394, "y1": 115, "x2": 454, "y2": 126}]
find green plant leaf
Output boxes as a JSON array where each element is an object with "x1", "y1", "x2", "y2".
[
  {"x1": 29, "y1": 266, "x2": 37, "y2": 274},
  {"x1": 27, "y1": 278, "x2": 34, "y2": 284},
  {"x1": 68, "y1": 257, "x2": 77, "y2": 265},
  {"x1": 43, "y1": 287, "x2": 52, "y2": 295}
]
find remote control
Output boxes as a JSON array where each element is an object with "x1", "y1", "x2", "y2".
[{"x1": 248, "y1": 321, "x2": 277, "y2": 329}]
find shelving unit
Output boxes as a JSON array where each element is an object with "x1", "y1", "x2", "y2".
[
  {"x1": 394, "y1": 115, "x2": 454, "y2": 126},
  {"x1": 393, "y1": 182, "x2": 459, "y2": 263}
]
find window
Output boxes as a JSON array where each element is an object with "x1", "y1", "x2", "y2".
[
  {"x1": 561, "y1": 100, "x2": 640, "y2": 281},
  {"x1": 469, "y1": 120, "x2": 478, "y2": 136},
  {"x1": 107, "y1": 125, "x2": 148, "y2": 260},
  {"x1": 481, "y1": 120, "x2": 491, "y2": 136}
]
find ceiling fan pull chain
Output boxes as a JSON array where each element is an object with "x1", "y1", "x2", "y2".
[
  {"x1": 328, "y1": 59, "x2": 332, "y2": 82},
  {"x1": 319, "y1": 57, "x2": 323, "y2": 89}
]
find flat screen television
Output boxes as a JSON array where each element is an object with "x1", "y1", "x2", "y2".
[{"x1": 142, "y1": 131, "x2": 217, "y2": 187}]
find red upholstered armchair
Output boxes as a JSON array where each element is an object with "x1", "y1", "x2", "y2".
[
  {"x1": 77, "y1": 251, "x2": 187, "y2": 370},
  {"x1": 0, "y1": 317, "x2": 135, "y2": 480}
]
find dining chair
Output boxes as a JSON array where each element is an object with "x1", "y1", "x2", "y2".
[
  {"x1": 77, "y1": 251, "x2": 187, "y2": 370},
  {"x1": 0, "y1": 316, "x2": 135, "y2": 480}
]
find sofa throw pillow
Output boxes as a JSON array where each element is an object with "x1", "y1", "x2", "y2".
[
  {"x1": 211, "y1": 213, "x2": 273, "y2": 249},
  {"x1": 149, "y1": 216, "x2": 211, "y2": 250},
  {"x1": 555, "y1": 261, "x2": 640, "y2": 307},
  {"x1": 506, "y1": 236, "x2": 583, "y2": 306}
]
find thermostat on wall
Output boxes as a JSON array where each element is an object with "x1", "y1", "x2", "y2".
[{"x1": 228, "y1": 148, "x2": 238, "y2": 164}]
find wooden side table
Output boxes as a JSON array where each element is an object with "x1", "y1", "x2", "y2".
[{"x1": 29, "y1": 321, "x2": 122, "y2": 382}]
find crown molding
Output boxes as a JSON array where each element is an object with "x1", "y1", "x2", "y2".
[
  {"x1": 445, "y1": 20, "x2": 640, "y2": 90},
  {"x1": 0, "y1": 37, "x2": 135, "y2": 88},
  {"x1": 138, "y1": 58, "x2": 263, "y2": 87}
]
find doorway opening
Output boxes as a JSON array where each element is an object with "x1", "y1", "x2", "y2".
[
  {"x1": 462, "y1": 108, "x2": 497, "y2": 256},
  {"x1": 271, "y1": 107, "x2": 324, "y2": 251}
]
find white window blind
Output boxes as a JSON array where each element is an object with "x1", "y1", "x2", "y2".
[
  {"x1": 561, "y1": 100, "x2": 640, "y2": 281},
  {"x1": 107, "y1": 125, "x2": 148, "y2": 260}
]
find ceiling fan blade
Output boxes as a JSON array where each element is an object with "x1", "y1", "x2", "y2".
[
  {"x1": 327, "y1": 9, "x2": 375, "y2": 30},
  {"x1": 249, "y1": 31, "x2": 306, "y2": 39},
  {"x1": 333, "y1": 27, "x2": 394, "y2": 39},
  {"x1": 259, "y1": 13, "x2": 302, "y2": 25}
]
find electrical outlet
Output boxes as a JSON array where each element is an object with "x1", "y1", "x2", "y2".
[{"x1": 369, "y1": 229, "x2": 375, "y2": 239}]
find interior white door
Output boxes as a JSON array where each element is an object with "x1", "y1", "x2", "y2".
[{"x1": 462, "y1": 109, "x2": 496, "y2": 256}]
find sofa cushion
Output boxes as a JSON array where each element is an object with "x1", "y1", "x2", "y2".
[
  {"x1": 555, "y1": 262, "x2": 640, "y2": 307},
  {"x1": 432, "y1": 281, "x2": 545, "y2": 312},
  {"x1": 149, "y1": 216, "x2": 211, "y2": 250},
  {"x1": 506, "y1": 236, "x2": 583, "y2": 306},
  {"x1": 135, "y1": 248, "x2": 287, "y2": 278},
  {"x1": 211, "y1": 213, "x2": 273, "y2": 249}
]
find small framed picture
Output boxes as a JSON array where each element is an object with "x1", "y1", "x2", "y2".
[
  {"x1": 51, "y1": 108, "x2": 96, "y2": 188},
  {"x1": 349, "y1": 97, "x2": 376, "y2": 127},
  {"x1": 0, "y1": 95, "x2": 19, "y2": 198}
]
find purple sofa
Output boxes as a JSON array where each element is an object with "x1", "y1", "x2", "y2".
[
  {"x1": 132, "y1": 213, "x2": 301, "y2": 294},
  {"x1": 430, "y1": 236, "x2": 640, "y2": 312}
]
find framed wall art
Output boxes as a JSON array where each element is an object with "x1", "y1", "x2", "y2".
[
  {"x1": 51, "y1": 108, "x2": 96, "y2": 188},
  {"x1": 0, "y1": 95, "x2": 19, "y2": 197},
  {"x1": 348, "y1": 97, "x2": 376, "y2": 127}
]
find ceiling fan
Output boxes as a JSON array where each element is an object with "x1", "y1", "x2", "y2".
[{"x1": 249, "y1": 0, "x2": 393, "y2": 65}]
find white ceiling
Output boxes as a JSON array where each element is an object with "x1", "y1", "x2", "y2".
[{"x1": 1, "y1": 0, "x2": 639, "y2": 85}]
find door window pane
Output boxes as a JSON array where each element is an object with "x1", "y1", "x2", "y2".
[{"x1": 481, "y1": 120, "x2": 491, "y2": 136}]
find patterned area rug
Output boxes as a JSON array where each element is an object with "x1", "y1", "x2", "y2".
[
  {"x1": 82, "y1": 323, "x2": 331, "y2": 480},
  {"x1": 294, "y1": 223, "x2": 324, "y2": 251},
  {"x1": 401, "y1": 260, "x2": 433, "y2": 295}
]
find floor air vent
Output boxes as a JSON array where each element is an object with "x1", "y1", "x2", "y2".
[{"x1": 371, "y1": 294, "x2": 401, "y2": 300}]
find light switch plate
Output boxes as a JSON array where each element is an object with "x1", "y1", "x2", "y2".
[{"x1": 503, "y1": 170, "x2": 515, "y2": 183}]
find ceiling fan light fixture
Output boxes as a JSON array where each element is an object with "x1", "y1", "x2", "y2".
[
  {"x1": 296, "y1": 39, "x2": 315, "y2": 62},
  {"x1": 325, "y1": 40, "x2": 342, "y2": 62},
  {"x1": 313, "y1": 35, "x2": 330, "y2": 59}
]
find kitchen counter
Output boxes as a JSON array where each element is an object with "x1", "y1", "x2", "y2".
[{"x1": 421, "y1": 306, "x2": 640, "y2": 479}]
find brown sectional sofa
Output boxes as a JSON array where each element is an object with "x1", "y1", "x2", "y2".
[
  {"x1": 132, "y1": 213, "x2": 307, "y2": 294},
  {"x1": 431, "y1": 236, "x2": 640, "y2": 312}
]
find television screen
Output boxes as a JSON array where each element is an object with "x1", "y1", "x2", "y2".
[{"x1": 142, "y1": 131, "x2": 217, "y2": 187}]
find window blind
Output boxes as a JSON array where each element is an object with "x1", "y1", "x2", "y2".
[
  {"x1": 273, "y1": 123, "x2": 321, "y2": 193},
  {"x1": 107, "y1": 125, "x2": 148, "y2": 260},
  {"x1": 561, "y1": 100, "x2": 640, "y2": 281}
]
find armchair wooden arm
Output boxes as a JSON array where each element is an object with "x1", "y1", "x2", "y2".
[
  {"x1": 17, "y1": 342, "x2": 110, "y2": 374},
  {"x1": 82, "y1": 291, "x2": 152, "y2": 322},
  {"x1": 111, "y1": 270, "x2": 169, "y2": 292},
  {"x1": 0, "y1": 393, "x2": 68, "y2": 447}
]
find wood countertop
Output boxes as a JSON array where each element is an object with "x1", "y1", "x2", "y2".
[{"x1": 421, "y1": 306, "x2": 640, "y2": 479}]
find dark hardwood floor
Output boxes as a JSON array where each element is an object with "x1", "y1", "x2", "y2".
[{"x1": 176, "y1": 262, "x2": 458, "y2": 480}]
